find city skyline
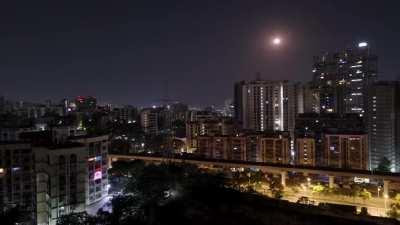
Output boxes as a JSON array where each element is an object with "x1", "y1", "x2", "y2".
[
  {"x1": 1, "y1": 1, "x2": 400, "y2": 106},
  {"x1": 2, "y1": 2, "x2": 400, "y2": 224}
]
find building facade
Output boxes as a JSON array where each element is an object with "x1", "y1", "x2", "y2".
[
  {"x1": 140, "y1": 108, "x2": 159, "y2": 135},
  {"x1": 325, "y1": 133, "x2": 368, "y2": 170},
  {"x1": 71, "y1": 135, "x2": 109, "y2": 205},
  {"x1": 297, "y1": 82, "x2": 320, "y2": 114},
  {"x1": 259, "y1": 135, "x2": 289, "y2": 164},
  {"x1": 186, "y1": 118, "x2": 234, "y2": 152},
  {"x1": 296, "y1": 138, "x2": 316, "y2": 166},
  {"x1": 312, "y1": 42, "x2": 377, "y2": 115},
  {"x1": 367, "y1": 81, "x2": 400, "y2": 172},
  {"x1": 75, "y1": 96, "x2": 97, "y2": 112},
  {"x1": 35, "y1": 144, "x2": 87, "y2": 225},
  {"x1": 0, "y1": 127, "x2": 110, "y2": 225},
  {"x1": 0, "y1": 143, "x2": 36, "y2": 223},
  {"x1": 234, "y1": 79, "x2": 298, "y2": 136},
  {"x1": 295, "y1": 113, "x2": 365, "y2": 166},
  {"x1": 196, "y1": 132, "x2": 290, "y2": 164}
]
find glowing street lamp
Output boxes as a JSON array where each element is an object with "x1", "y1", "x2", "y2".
[
  {"x1": 384, "y1": 194, "x2": 389, "y2": 210},
  {"x1": 377, "y1": 186, "x2": 382, "y2": 198},
  {"x1": 307, "y1": 177, "x2": 311, "y2": 186}
]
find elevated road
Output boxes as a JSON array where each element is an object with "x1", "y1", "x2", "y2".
[{"x1": 108, "y1": 154, "x2": 400, "y2": 183}]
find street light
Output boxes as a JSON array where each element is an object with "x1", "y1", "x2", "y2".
[
  {"x1": 384, "y1": 194, "x2": 389, "y2": 211},
  {"x1": 377, "y1": 186, "x2": 382, "y2": 198},
  {"x1": 247, "y1": 172, "x2": 251, "y2": 188},
  {"x1": 307, "y1": 177, "x2": 311, "y2": 187}
]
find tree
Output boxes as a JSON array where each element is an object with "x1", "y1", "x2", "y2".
[
  {"x1": 312, "y1": 183, "x2": 325, "y2": 194},
  {"x1": 376, "y1": 157, "x2": 391, "y2": 172},
  {"x1": 250, "y1": 170, "x2": 266, "y2": 190},
  {"x1": 269, "y1": 177, "x2": 284, "y2": 199},
  {"x1": 113, "y1": 162, "x2": 226, "y2": 224},
  {"x1": 359, "y1": 207, "x2": 369, "y2": 216},
  {"x1": 387, "y1": 193, "x2": 400, "y2": 219},
  {"x1": 230, "y1": 170, "x2": 252, "y2": 191},
  {"x1": 349, "y1": 184, "x2": 362, "y2": 199},
  {"x1": 359, "y1": 188, "x2": 372, "y2": 202},
  {"x1": 110, "y1": 160, "x2": 145, "y2": 177}
]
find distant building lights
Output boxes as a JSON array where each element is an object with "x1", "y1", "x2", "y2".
[
  {"x1": 358, "y1": 42, "x2": 368, "y2": 47},
  {"x1": 12, "y1": 167, "x2": 21, "y2": 172}
]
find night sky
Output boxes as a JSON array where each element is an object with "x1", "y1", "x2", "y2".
[{"x1": 1, "y1": 1, "x2": 399, "y2": 107}]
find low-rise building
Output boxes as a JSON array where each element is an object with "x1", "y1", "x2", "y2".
[
  {"x1": 71, "y1": 135, "x2": 109, "y2": 205},
  {"x1": 196, "y1": 132, "x2": 290, "y2": 164},
  {"x1": 296, "y1": 137, "x2": 316, "y2": 166},
  {"x1": 186, "y1": 118, "x2": 234, "y2": 152},
  {"x1": 325, "y1": 133, "x2": 368, "y2": 170},
  {"x1": 0, "y1": 142, "x2": 36, "y2": 223},
  {"x1": 259, "y1": 134, "x2": 290, "y2": 164},
  {"x1": 35, "y1": 143, "x2": 87, "y2": 225}
]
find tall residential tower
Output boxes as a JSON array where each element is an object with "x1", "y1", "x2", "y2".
[
  {"x1": 234, "y1": 79, "x2": 298, "y2": 136},
  {"x1": 367, "y1": 81, "x2": 400, "y2": 172},
  {"x1": 312, "y1": 42, "x2": 377, "y2": 115}
]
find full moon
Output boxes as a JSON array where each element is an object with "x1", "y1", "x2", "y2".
[{"x1": 272, "y1": 37, "x2": 281, "y2": 45}]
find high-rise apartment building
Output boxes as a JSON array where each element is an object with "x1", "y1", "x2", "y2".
[
  {"x1": 112, "y1": 105, "x2": 138, "y2": 123},
  {"x1": 140, "y1": 108, "x2": 159, "y2": 135},
  {"x1": 367, "y1": 81, "x2": 400, "y2": 172},
  {"x1": 234, "y1": 79, "x2": 298, "y2": 136},
  {"x1": 312, "y1": 42, "x2": 377, "y2": 115},
  {"x1": 297, "y1": 82, "x2": 320, "y2": 114}
]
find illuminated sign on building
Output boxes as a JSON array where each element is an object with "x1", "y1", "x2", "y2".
[
  {"x1": 94, "y1": 171, "x2": 102, "y2": 180},
  {"x1": 354, "y1": 177, "x2": 370, "y2": 183}
]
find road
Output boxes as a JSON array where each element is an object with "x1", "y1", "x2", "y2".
[{"x1": 273, "y1": 187, "x2": 391, "y2": 217}]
